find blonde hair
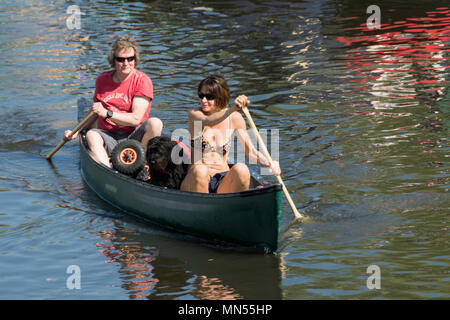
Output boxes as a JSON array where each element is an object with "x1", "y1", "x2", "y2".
[{"x1": 107, "y1": 36, "x2": 140, "y2": 67}]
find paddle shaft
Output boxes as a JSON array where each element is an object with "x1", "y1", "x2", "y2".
[
  {"x1": 242, "y1": 106, "x2": 303, "y2": 220},
  {"x1": 46, "y1": 111, "x2": 96, "y2": 160}
]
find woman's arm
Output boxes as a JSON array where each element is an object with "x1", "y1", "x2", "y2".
[
  {"x1": 188, "y1": 105, "x2": 237, "y2": 130},
  {"x1": 234, "y1": 112, "x2": 281, "y2": 176}
]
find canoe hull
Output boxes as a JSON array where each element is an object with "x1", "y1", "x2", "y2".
[{"x1": 78, "y1": 99, "x2": 282, "y2": 252}]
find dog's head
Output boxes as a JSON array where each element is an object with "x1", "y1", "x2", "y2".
[
  {"x1": 146, "y1": 136, "x2": 189, "y2": 189},
  {"x1": 146, "y1": 136, "x2": 177, "y2": 174}
]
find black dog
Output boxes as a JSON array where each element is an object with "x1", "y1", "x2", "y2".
[{"x1": 146, "y1": 136, "x2": 189, "y2": 189}]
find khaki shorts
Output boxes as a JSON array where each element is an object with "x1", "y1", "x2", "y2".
[{"x1": 89, "y1": 120, "x2": 148, "y2": 156}]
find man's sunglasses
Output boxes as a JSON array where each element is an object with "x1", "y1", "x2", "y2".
[
  {"x1": 115, "y1": 56, "x2": 136, "y2": 63},
  {"x1": 198, "y1": 93, "x2": 215, "y2": 100}
]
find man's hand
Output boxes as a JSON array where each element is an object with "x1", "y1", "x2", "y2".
[
  {"x1": 63, "y1": 129, "x2": 77, "y2": 141},
  {"x1": 92, "y1": 102, "x2": 108, "y2": 118}
]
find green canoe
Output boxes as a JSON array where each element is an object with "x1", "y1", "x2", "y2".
[{"x1": 77, "y1": 98, "x2": 282, "y2": 252}]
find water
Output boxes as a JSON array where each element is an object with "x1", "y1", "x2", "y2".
[{"x1": 0, "y1": 0, "x2": 448, "y2": 299}]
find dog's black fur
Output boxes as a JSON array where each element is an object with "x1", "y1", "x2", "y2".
[{"x1": 146, "y1": 136, "x2": 189, "y2": 189}]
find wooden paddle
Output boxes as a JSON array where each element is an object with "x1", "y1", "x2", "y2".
[
  {"x1": 46, "y1": 111, "x2": 96, "y2": 160},
  {"x1": 242, "y1": 106, "x2": 303, "y2": 220}
]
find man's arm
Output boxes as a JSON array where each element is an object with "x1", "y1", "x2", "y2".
[{"x1": 92, "y1": 96, "x2": 150, "y2": 127}]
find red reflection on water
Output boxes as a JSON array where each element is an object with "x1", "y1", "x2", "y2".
[
  {"x1": 337, "y1": 6, "x2": 449, "y2": 107},
  {"x1": 96, "y1": 229, "x2": 159, "y2": 299}
]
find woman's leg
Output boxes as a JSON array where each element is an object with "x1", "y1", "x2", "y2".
[
  {"x1": 180, "y1": 164, "x2": 210, "y2": 193},
  {"x1": 216, "y1": 163, "x2": 250, "y2": 193}
]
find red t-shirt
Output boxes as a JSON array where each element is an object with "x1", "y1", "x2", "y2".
[{"x1": 94, "y1": 69, "x2": 153, "y2": 132}]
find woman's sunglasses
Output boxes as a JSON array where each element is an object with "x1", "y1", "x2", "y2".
[
  {"x1": 115, "y1": 56, "x2": 136, "y2": 63},
  {"x1": 198, "y1": 93, "x2": 215, "y2": 100}
]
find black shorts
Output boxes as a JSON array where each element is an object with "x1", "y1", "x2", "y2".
[{"x1": 208, "y1": 171, "x2": 228, "y2": 193}]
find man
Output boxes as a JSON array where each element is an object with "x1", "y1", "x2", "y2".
[{"x1": 64, "y1": 36, "x2": 162, "y2": 166}]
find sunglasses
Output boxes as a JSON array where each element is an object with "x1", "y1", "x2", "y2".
[
  {"x1": 198, "y1": 93, "x2": 215, "y2": 100},
  {"x1": 115, "y1": 56, "x2": 136, "y2": 63}
]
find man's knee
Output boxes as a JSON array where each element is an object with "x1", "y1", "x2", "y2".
[
  {"x1": 145, "y1": 117, "x2": 163, "y2": 135},
  {"x1": 86, "y1": 129, "x2": 103, "y2": 145}
]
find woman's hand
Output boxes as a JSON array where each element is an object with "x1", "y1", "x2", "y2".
[
  {"x1": 267, "y1": 160, "x2": 281, "y2": 176},
  {"x1": 233, "y1": 95, "x2": 250, "y2": 110}
]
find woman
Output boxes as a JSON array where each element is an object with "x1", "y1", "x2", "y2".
[{"x1": 181, "y1": 75, "x2": 281, "y2": 193}]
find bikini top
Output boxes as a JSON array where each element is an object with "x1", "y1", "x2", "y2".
[{"x1": 191, "y1": 116, "x2": 232, "y2": 156}]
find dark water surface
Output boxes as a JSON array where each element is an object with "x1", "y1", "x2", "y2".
[{"x1": 0, "y1": 0, "x2": 448, "y2": 299}]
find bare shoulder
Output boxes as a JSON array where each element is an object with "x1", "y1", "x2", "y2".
[
  {"x1": 188, "y1": 107, "x2": 204, "y2": 120},
  {"x1": 231, "y1": 111, "x2": 246, "y2": 129}
]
